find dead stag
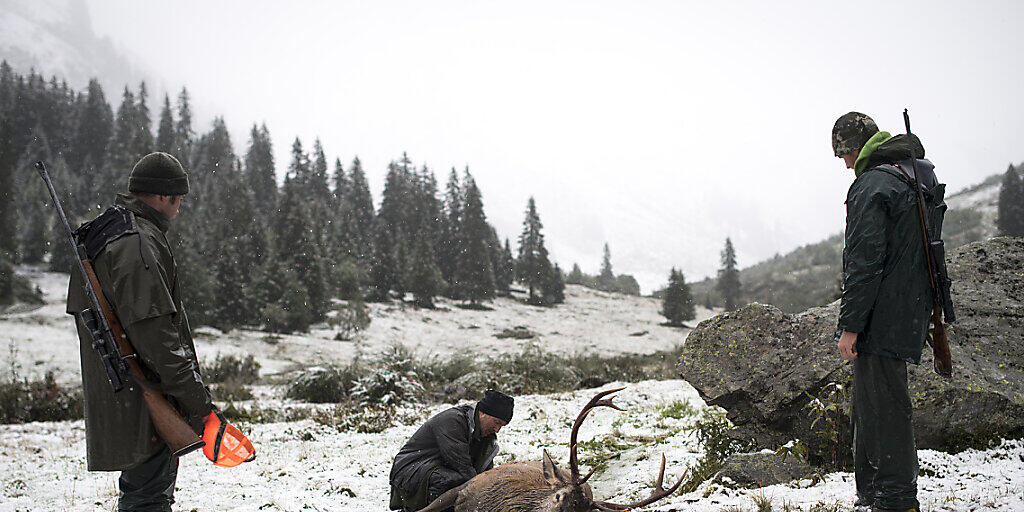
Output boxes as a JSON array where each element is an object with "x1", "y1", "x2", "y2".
[{"x1": 419, "y1": 387, "x2": 686, "y2": 512}]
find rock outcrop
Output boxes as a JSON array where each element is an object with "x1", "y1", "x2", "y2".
[{"x1": 678, "y1": 237, "x2": 1024, "y2": 465}]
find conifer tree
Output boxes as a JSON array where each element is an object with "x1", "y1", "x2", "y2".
[
  {"x1": 155, "y1": 94, "x2": 175, "y2": 152},
  {"x1": 567, "y1": 263, "x2": 584, "y2": 285},
  {"x1": 439, "y1": 168, "x2": 463, "y2": 288},
  {"x1": 0, "y1": 62, "x2": 16, "y2": 257},
  {"x1": 274, "y1": 176, "x2": 328, "y2": 320},
  {"x1": 407, "y1": 236, "x2": 444, "y2": 308},
  {"x1": 662, "y1": 268, "x2": 695, "y2": 326},
  {"x1": 717, "y1": 237, "x2": 742, "y2": 311},
  {"x1": 597, "y1": 242, "x2": 616, "y2": 291},
  {"x1": 70, "y1": 79, "x2": 113, "y2": 212},
  {"x1": 273, "y1": 151, "x2": 328, "y2": 321},
  {"x1": 102, "y1": 87, "x2": 138, "y2": 197},
  {"x1": 209, "y1": 159, "x2": 267, "y2": 330},
  {"x1": 542, "y1": 263, "x2": 566, "y2": 304},
  {"x1": 453, "y1": 177, "x2": 495, "y2": 304},
  {"x1": 494, "y1": 237, "x2": 515, "y2": 296},
  {"x1": 369, "y1": 220, "x2": 397, "y2": 301},
  {"x1": 343, "y1": 157, "x2": 375, "y2": 264},
  {"x1": 517, "y1": 197, "x2": 555, "y2": 304},
  {"x1": 131, "y1": 82, "x2": 154, "y2": 158},
  {"x1": 997, "y1": 164, "x2": 1024, "y2": 237},
  {"x1": 307, "y1": 138, "x2": 334, "y2": 236},
  {"x1": 243, "y1": 123, "x2": 276, "y2": 219},
  {"x1": 328, "y1": 157, "x2": 351, "y2": 262},
  {"x1": 174, "y1": 87, "x2": 195, "y2": 165}
]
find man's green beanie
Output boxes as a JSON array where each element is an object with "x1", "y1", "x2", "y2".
[{"x1": 128, "y1": 152, "x2": 190, "y2": 195}]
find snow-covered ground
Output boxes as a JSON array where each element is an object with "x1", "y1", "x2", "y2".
[
  {"x1": 2, "y1": 269, "x2": 1023, "y2": 511},
  {"x1": 1, "y1": 380, "x2": 1022, "y2": 511},
  {"x1": 1, "y1": 268, "x2": 713, "y2": 383}
]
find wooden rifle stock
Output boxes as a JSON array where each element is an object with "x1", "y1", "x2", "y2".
[
  {"x1": 930, "y1": 305, "x2": 952, "y2": 378},
  {"x1": 903, "y1": 109, "x2": 953, "y2": 379},
  {"x1": 81, "y1": 260, "x2": 205, "y2": 456}
]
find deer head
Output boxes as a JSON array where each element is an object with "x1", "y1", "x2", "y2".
[{"x1": 562, "y1": 387, "x2": 687, "y2": 511}]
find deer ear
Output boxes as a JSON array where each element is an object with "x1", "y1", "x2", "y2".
[{"x1": 541, "y1": 450, "x2": 565, "y2": 486}]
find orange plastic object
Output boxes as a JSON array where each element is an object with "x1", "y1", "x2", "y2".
[{"x1": 202, "y1": 412, "x2": 256, "y2": 467}]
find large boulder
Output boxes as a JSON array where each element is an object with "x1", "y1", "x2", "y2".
[{"x1": 678, "y1": 237, "x2": 1024, "y2": 465}]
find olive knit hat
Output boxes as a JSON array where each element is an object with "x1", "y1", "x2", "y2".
[
  {"x1": 832, "y1": 112, "x2": 879, "y2": 157},
  {"x1": 128, "y1": 152, "x2": 190, "y2": 195}
]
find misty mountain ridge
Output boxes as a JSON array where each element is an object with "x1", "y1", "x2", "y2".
[
  {"x1": 691, "y1": 169, "x2": 1009, "y2": 313},
  {"x1": 0, "y1": 0, "x2": 147, "y2": 94}
]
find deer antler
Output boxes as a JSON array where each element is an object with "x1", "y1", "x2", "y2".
[
  {"x1": 568, "y1": 387, "x2": 627, "y2": 484},
  {"x1": 591, "y1": 454, "x2": 687, "y2": 511}
]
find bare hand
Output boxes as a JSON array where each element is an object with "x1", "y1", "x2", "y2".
[{"x1": 838, "y1": 331, "x2": 858, "y2": 361}]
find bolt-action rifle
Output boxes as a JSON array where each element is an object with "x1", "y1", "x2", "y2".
[
  {"x1": 902, "y1": 110, "x2": 954, "y2": 378},
  {"x1": 34, "y1": 161, "x2": 205, "y2": 456}
]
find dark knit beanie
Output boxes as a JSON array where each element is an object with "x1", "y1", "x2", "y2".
[
  {"x1": 477, "y1": 389, "x2": 514, "y2": 423},
  {"x1": 128, "y1": 152, "x2": 190, "y2": 195}
]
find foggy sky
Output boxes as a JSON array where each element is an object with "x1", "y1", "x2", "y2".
[{"x1": 83, "y1": 0, "x2": 1024, "y2": 291}]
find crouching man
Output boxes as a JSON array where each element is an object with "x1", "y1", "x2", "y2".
[{"x1": 389, "y1": 390, "x2": 514, "y2": 511}]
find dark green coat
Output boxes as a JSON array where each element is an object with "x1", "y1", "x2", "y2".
[
  {"x1": 839, "y1": 135, "x2": 946, "y2": 364},
  {"x1": 67, "y1": 194, "x2": 212, "y2": 471}
]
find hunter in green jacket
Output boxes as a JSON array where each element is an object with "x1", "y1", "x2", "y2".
[
  {"x1": 832, "y1": 112, "x2": 946, "y2": 512},
  {"x1": 67, "y1": 152, "x2": 212, "y2": 512}
]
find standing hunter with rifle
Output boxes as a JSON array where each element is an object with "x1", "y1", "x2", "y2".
[
  {"x1": 831, "y1": 111, "x2": 954, "y2": 512},
  {"x1": 36, "y1": 152, "x2": 253, "y2": 512}
]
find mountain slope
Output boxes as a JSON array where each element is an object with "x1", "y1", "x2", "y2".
[
  {"x1": 0, "y1": 0, "x2": 146, "y2": 91},
  {"x1": 691, "y1": 169, "x2": 1011, "y2": 313}
]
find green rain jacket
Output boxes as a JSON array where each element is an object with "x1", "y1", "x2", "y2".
[
  {"x1": 839, "y1": 133, "x2": 947, "y2": 364},
  {"x1": 67, "y1": 194, "x2": 212, "y2": 471}
]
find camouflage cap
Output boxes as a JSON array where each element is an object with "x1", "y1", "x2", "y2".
[{"x1": 832, "y1": 112, "x2": 879, "y2": 157}]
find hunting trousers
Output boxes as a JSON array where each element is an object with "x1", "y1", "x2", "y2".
[{"x1": 852, "y1": 353, "x2": 919, "y2": 511}]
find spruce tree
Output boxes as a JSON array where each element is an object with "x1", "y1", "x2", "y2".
[
  {"x1": 717, "y1": 237, "x2": 742, "y2": 311},
  {"x1": 0, "y1": 62, "x2": 16, "y2": 257},
  {"x1": 344, "y1": 157, "x2": 375, "y2": 264},
  {"x1": 662, "y1": 268, "x2": 695, "y2": 326},
  {"x1": 597, "y1": 242, "x2": 616, "y2": 291},
  {"x1": 274, "y1": 155, "x2": 328, "y2": 321},
  {"x1": 494, "y1": 237, "x2": 515, "y2": 296},
  {"x1": 155, "y1": 94, "x2": 175, "y2": 152},
  {"x1": 439, "y1": 168, "x2": 463, "y2": 288},
  {"x1": 102, "y1": 87, "x2": 138, "y2": 198},
  {"x1": 567, "y1": 263, "x2": 584, "y2": 285},
  {"x1": 542, "y1": 263, "x2": 566, "y2": 304},
  {"x1": 997, "y1": 164, "x2": 1024, "y2": 237},
  {"x1": 369, "y1": 219, "x2": 397, "y2": 301},
  {"x1": 243, "y1": 123, "x2": 277, "y2": 219},
  {"x1": 209, "y1": 159, "x2": 267, "y2": 330},
  {"x1": 174, "y1": 87, "x2": 195, "y2": 165},
  {"x1": 307, "y1": 138, "x2": 334, "y2": 236},
  {"x1": 517, "y1": 197, "x2": 556, "y2": 304},
  {"x1": 453, "y1": 177, "x2": 495, "y2": 304},
  {"x1": 70, "y1": 79, "x2": 113, "y2": 213},
  {"x1": 131, "y1": 82, "x2": 154, "y2": 158},
  {"x1": 407, "y1": 236, "x2": 444, "y2": 308}
]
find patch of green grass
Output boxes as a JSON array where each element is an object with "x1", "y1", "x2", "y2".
[{"x1": 660, "y1": 400, "x2": 698, "y2": 420}]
